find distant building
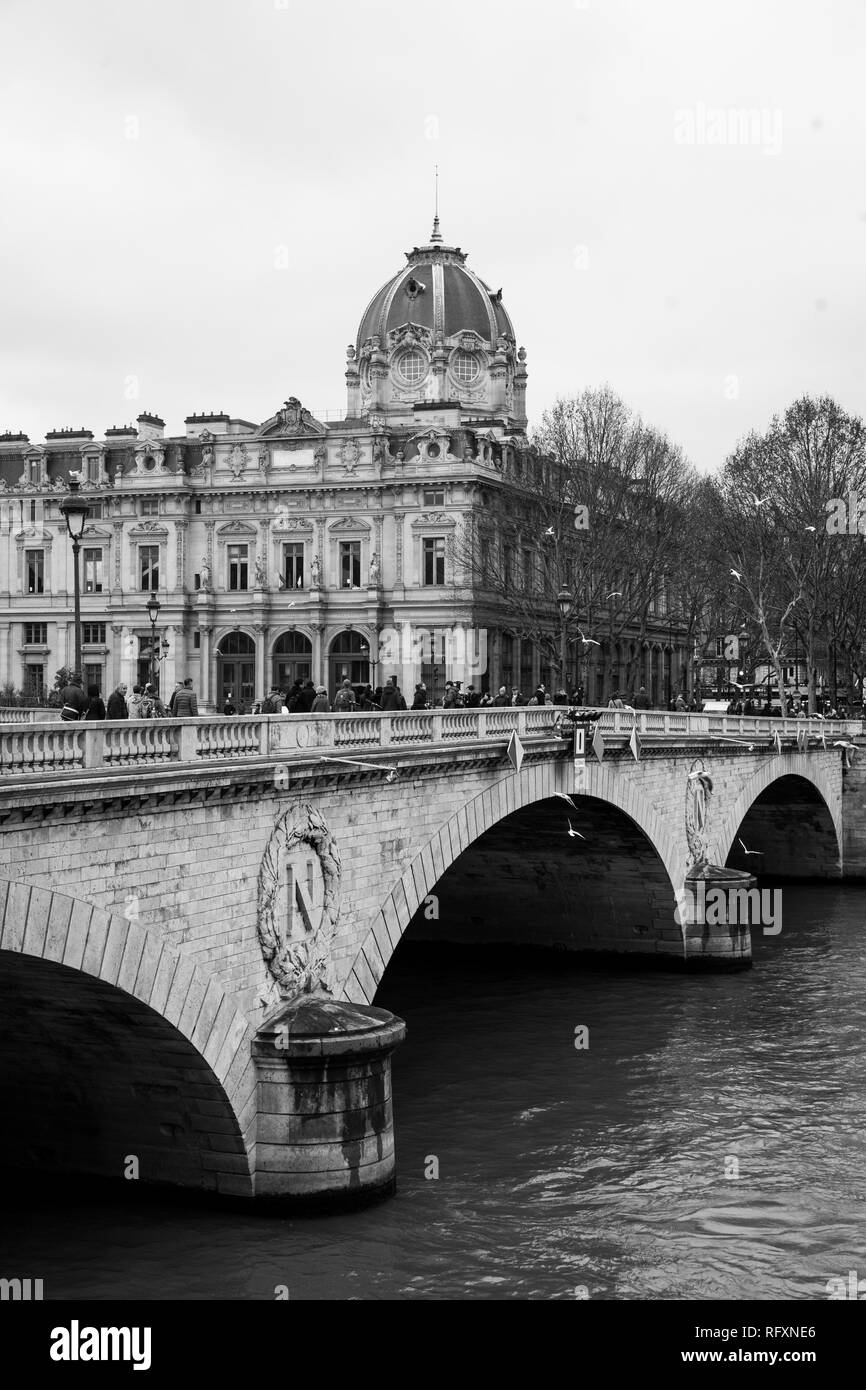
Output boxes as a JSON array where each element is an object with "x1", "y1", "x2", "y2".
[{"x1": 0, "y1": 217, "x2": 688, "y2": 709}]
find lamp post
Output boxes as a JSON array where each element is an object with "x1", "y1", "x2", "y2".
[
  {"x1": 145, "y1": 595, "x2": 162, "y2": 694},
  {"x1": 59, "y1": 476, "x2": 89, "y2": 679},
  {"x1": 556, "y1": 587, "x2": 573, "y2": 695}
]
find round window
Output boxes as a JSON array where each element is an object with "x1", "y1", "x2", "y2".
[
  {"x1": 452, "y1": 351, "x2": 479, "y2": 385},
  {"x1": 398, "y1": 350, "x2": 426, "y2": 385}
]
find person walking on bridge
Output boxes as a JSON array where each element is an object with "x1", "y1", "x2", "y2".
[
  {"x1": 173, "y1": 677, "x2": 199, "y2": 718},
  {"x1": 59, "y1": 672, "x2": 88, "y2": 722},
  {"x1": 106, "y1": 684, "x2": 128, "y2": 719}
]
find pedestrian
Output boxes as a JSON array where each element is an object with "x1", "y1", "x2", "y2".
[
  {"x1": 380, "y1": 675, "x2": 406, "y2": 710},
  {"x1": 361, "y1": 684, "x2": 380, "y2": 710},
  {"x1": 493, "y1": 686, "x2": 509, "y2": 707},
  {"x1": 674, "y1": 692, "x2": 687, "y2": 712},
  {"x1": 554, "y1": 688, "x2": 569, "y2": 705},
  {"x1": 141, "y1": 683, "x2": 167, "y2": 718},
  {"x1": 311, "y1": 684, "x2": 331, "y2": 712},
  {"x1": 464, "y1": 685, "x2": 481, "y2": 708},
  {"x1": 129, "y1": 685, "x2": 145, "y2": 717},
  {"x1": 84, "y1": 683, "x2": 106, "y2": 720},
  {"x1": 167, "y1": 681, "x2": 183, "y2": 715},
  {"x1": 633, "y1": 686, "x2": 651, "y2": 710},
  {"x1": 442, "y1": 681, "x2": 459, "y2": 708},
  {"x1": 223, "y1": 692, "x2": 237, "y2": 716},
  {"x1": 106, "y1": 683, "x2": 128, "y2": 720},
  {"x1": 286, "y1": 679, "x2": 303, "y2": 712},
  {"x1": 173, "y1": 677, "x2": 199, "y2": 718},
  {"x1": 296, "y1": 679, "x2": 316, "y2": 713},
  {"x1": 59, "y1": 671, "x2": 88, "y2": 722},
  {"x1": 528, "y1": 684, "x2": 546, "y2": 706},
  {"x1": 411, "y1": 682, "x2": 428, "y2": 710},
  {"x1": 334, "y1": 678, "x2": 357, "y2": 712}
]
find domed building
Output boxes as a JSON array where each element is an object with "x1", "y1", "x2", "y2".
[
  {"x1": 0, "y1": 218, "x2": 551, "y2": 710},
  {"x1": 347, "y1": 216, "x2": 527, "y2": 429}
]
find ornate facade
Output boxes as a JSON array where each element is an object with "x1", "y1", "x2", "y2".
[
  {"x1": 0, "y1": 217, "x2": 689, "y2": 709},
  {"x1": 0, "y1": 219, "x2": 548, "y2": 710}
]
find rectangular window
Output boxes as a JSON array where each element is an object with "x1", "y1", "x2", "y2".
[
  {"x1": 27, "y1": 498, "x2": 38, "y2": 524},
  {"x1": 24, "y1": 623, "x2": 48, "y2": 645},
  {"x1": 139, "y1": 545, "x2": 159, "y2": 591},
  {"x1": 140, "y1": 497, "x2": 159, "y2": 516},
  {"x1": 423, "y1": 487, "x2": 445, "y2": 506},
  {"x1": 193, "y1": 631, "x2": 201, "y2": 649},
  {"x1": 83, "y1": 547, "x2": 103, "y2": 594},
  {"x1": 26, "y1": 459, "x2": 40, "y2": 486},
  {"x1": 85, "y1": 502, "x2": 102, "y2": 520},
  {"x1": 423, "y1": 536, "x2": 446, "y2": 586},
  {"x1": 194, "y1": 499, "x2": 202, "y2": 514},
  {"x1": 502, "y1": 544, "x2": 514, "y2": 591},
  {"x1": 522, "y1": 547, "x2": 533, "y2": 592},
  {"x1": 228, "y1": 544, "x2": 249, "y2": 591},
  {"x1": 84, "y1": 663, "x2": 102, "y2": 693},
  {"x1": 340, "y1": 541, "x2": 361, "y2": 588},
  {"x1": 520, "y1": 640, "x2": 534, "y2": 693},
  {"x1": 82, "y1": 623, "x2": 106, "y2": 645},
  {"x1": 25, "y1": 550, "x2": 44, "y2": 595},
  {"x1": 86, "y1": 456, "x2": 100, "y2": 484},
  {"x1": 24, "y1": 665, "x2": 44, "y2": 700},
  {"x1": 283, "y1": 543, "x2": 305, "y2": 590},
  {"x1": 480, "y1": 538, "x2": 491, "y2": 577}
]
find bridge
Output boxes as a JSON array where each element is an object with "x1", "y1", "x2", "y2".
[{"x1": 0, "y1": 707, "x2": 863, "y2": 1208}]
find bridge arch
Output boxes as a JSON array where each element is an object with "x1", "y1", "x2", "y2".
[
  {"x1": 716, "y1": 757, "x2": 843, "y2": 878},
  {"x1": 0, "y1": 878, "x2": 256, "y2": 1196},
  {"x1": 342, "y1": 761, "x2": 683, "y2": 1003}
]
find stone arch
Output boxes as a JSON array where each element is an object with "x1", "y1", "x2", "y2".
[
  {"x1": 715, "y1": 757, "x2": 843, "y2": 875},
  {"x1": 0, "y1": 877, "x2": 256, "y2": 1196},
  {"x1": 341, "y1": 760, "x2": 681, "y2": 1004}
]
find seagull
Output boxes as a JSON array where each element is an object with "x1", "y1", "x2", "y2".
[
  {"x1": 804, "y1": 525, "x2": 817, "y2": 532},
  {"x1": 738, "y1": 838, "x2": 763, "y2": 857},
  {"x1": 577, "y1": 628, "x2": 600, "y2": 647},
  {"x1": 555, "y1": 792, "x2": 578, "y2": 810},
  {"x1": 753, "y1": 495, "x2": 769, "y2": 507},
  {"x1": 605, "y1": 590, "x2": 622, "y2": 599},
  {"x1": 543, "y1": 526, "x2": 555, "y2": 537},
  {"x1": 320, "y1": 756, "x2": 400, "y2": 781},
  {"x1": 833, "y1": 740, "x2": 856, "y2": 749},
  {"x1": 730, "y1": 569, "x2": 742, "y2": 581},
  {"x1": 566, "y1": 819, "x2": 585, "y2": 840}
]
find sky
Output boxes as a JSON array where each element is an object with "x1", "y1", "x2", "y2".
[{"x1": 0, "y1": 0, "x2": 863, "y2": 472}]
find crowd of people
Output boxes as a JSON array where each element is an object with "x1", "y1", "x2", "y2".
[{"x1": 54, "y1": 670, "x2": 857, "y2": 721}]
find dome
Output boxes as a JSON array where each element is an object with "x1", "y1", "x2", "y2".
[{"x1": 356, "y1": 219, "x2": 515, "y2": 350}]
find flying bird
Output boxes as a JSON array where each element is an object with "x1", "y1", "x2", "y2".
[
  {"x1": 543, "y1": 526, "x2": 555, "y2": 537},
  {"x1": 605, "y1": 590, "x2": 622, "y2": 599},
  {"x1": 804, "y1": 525, "x2": 817, "y2": 532},
  {"x1": 730, "y1": 569, "x2": 742, "y2": 581},
  {"x1": 566, "y1": 820, "x2": 585, "y2": 840},
  {"x1": 753, "y1": 496, "x2": 769, "y2": 507},
  {"x1": 738, "y1": 838, "x2": 763, "y2": 857},
  {"x1": 833, "y1": 740, "x2": 856, "y2": 749},
  {"x1": 555, "y1": 792, "x2": 578, "y2": 810},
  {"x1": 577, "y1": 628, "x2": 600, "y2": 647}
]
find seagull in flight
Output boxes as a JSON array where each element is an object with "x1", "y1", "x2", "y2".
[
  {"x1": 543, "y1": 526, "x2": 556, "y2": 537},
  {"x1": 804, "y1": 525, "x2": 817, "y2": 532},
  {"x1": 605, "y1": 590, "x2": 622, "y2": 599},
  {"x1": 566, "y1": 820, "x2": 585, "y2": 839},
  {"x1": 753, "y1": 496, "x2": 769, "y2": 507},
  {"x1": 730, "y1": 569, "x2": 742, "y2": 581},
  {"x1": 577, "y1": 628, "x2": 601, "y2": 647},
  {"x1": 738, "y1": 838, "x2": 763, "y2": 857},
  {"x1": 555, "y1": 792, "x2": 578, "y2": 810}
]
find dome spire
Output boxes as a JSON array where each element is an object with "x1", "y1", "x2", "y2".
[{"x1": 429, "y1": 164, "x2": 442, "y2": 244}]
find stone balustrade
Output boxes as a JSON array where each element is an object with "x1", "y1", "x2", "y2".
[{"x1": 0, "y1": 707, "x2": 861, "y2": 779}]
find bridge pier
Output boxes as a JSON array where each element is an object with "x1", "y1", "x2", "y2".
[
  {"x1": 680, "y1": 864, "x2": 754, "y2": 968},
  {"x1": 252, "y1": 995, "x2": 406, "y2": 1208}
]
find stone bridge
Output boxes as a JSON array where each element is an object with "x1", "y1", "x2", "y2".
[{"x1": 0, "y1": 707, "x2": 863, "y2": 1207}]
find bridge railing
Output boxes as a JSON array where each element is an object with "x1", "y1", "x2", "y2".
[
  {"x1": 0, "y1": 706, "x2": 53, "y2": 724},
  {"x1": 594, "y1": 710, "x2": 863, "y2": 740},
  {"x1": 0, "y1": 707, "x2": 861, "y2": 778},
  {"x1": 0, "y1": 707, "x2": 566, "y2": 777}
]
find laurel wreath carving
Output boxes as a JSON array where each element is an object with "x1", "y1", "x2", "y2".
[{"x1": 256, "y1": 804, "x2": 342, "y2": 998}]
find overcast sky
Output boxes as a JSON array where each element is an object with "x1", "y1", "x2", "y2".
[{"x1": 1, "y1": 0, "x2": 863, "y2": 471}]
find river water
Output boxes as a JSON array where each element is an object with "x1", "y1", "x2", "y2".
[{"x1": 3, "y1": 884, "x2": 865, "y2": 1301}]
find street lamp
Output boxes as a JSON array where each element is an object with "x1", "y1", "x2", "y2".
[
  {"x1": 145, "y1": 595, "x2": 162, "y2": 693},
  {"x1": 59, "y1": 475, "x2": 90, "y2": 679},
  {"x1": 557, "y1": 587, "x2": 573, "y2": 693}
]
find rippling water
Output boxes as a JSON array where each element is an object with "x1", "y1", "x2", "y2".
[{"x1": 3, "y1": 885, "x2": 865, "y2": 1300}]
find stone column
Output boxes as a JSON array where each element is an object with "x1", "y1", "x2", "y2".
[
  {"x1": 163, "y1": 624, "x2": 178, "y2": 690},
  {"x1": 252, "y1": 994, "x2": 406, "y2": 1208},
  {"x1": 312, "y1": 622, "x2": 325, "y2": 687},
  {"x1": 199, "y1": 624, "x2": 213, "y2": 708},
  {"x1": 254, "y1": 621, "x2": 267, "y2": 702}
]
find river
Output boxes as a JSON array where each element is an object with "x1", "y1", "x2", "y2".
[{"x1": 2, "y1": 884, "x2": 865, "y2": 1301}]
